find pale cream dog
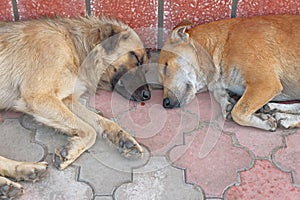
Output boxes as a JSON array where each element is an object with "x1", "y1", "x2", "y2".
[{"x1": 0, "y1": 16, "x2": 149, "y2": 198}]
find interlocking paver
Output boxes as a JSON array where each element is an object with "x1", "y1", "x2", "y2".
[
  {"x1": 118, "y1": 90, "x2": 199, "y2": 155},
  {"x1": 74, "y1": 134, "x2": 150, "y2": 196},
  {"x1": 273, "y1": 131, "x2": 300, "y2": 186},
  {"x1": 1, "y1": 57, "x2": 300, "y2": 199},
  {"x1": 225, "y1": 160, "x2": 300, "y2": 199},
  {"x1": 0, "y1": 119, "x2": 45, "y2": 161},
  {"x1": 89, "y1": 90, "x2": 135, "y2": 119},
  {"x1": 20, "y1": 114, "x2": 45, "y2": 131},
  {"x1": 183, "y1": 92, "x2": 213, "y2": 121},
  {"x1": 20, "y1": 114, "x2": 68, "y2": 154},
  {"x1": 35, "y1": 126, "x2": 68, "y2": 154},
  {"x1": 114, "y1": 156, "x2": 204, "y2": 200},
  {"x1": 4, "y1": 111, "x2": 23, "y2": 119},
  {"x1": 94, "y1": 196, "x2": 113, "y2": 200},
  {"x1": 224, "y1": 121, "x2": 284, "y2": 159},
  {"x1": 19, "y1": 156, "x2": 93, "y2": 200},
  {"x1": 169, "y1": 127, "x2": 253, "y2": 198}
]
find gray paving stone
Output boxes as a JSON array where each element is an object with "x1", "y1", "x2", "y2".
[
  {"x1": 114, "y1": 156, "x2": 204, "y2": 200},
  {"x1": 74, "y1": 135, "x2": 150, "y2": 196},
  {"x1": 20, "y1": 114, "x2": 45, "y2": 131},
  {"x1": 0, "y1": 119, "x2": 45, "y2": 162},
  {"x1": 21, "y1": 114, "x2": 69, "y2": 154},
  {"x1": 19, "y1": 156, "x2": 93, "y2": 200},
  {"x1": 75, "y1": 152, "x2": 132, "y2": 196},
  {"x1": 35, "y1": 126, "x2": 68, "y2": 154},
  {"x1": 94, "y1": 196, "x2": 113, "y2": 200}
]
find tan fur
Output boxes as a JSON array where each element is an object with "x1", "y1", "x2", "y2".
[
  {"x1": 159, "y1": 15, "x2": 300, "y2": 131},
  {"x1": 0, "y1": 16, "x2": 148, "y2": 198}
]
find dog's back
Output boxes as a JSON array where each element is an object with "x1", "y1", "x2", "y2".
[
  {"x1": 159, "y1": 15, "x2": 300, "y2": 130},
  {"x1": 0, "y1": 18, "x2": 89, "y2": 109},
  {"x1": 189, "y1": 15, "x2": 300, "y2": 99}
]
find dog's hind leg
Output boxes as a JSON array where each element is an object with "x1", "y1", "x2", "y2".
[
  {"x1": 15, "y1": 95, "x2": 97, "y2": 170},
  {"x1": 0, "y1": 155, "x2": 48, "y2": 198},
  {"x1": 263, "y1": 102, "x2": 300, "y2": 114},
  {"x1": 272, "y1": 112, "x2": 300, "y2": 129},
  {"x1": 231, "y1": 78, "x2": 283, "y2": 131},
  {"x1": 0, "y1": 156, "x2": 48, "y2": 182},
  {"x1": 260, "y1": 102, "x2": 300, "y2": 128},
  {"x1": 62, "y1": 97, "x2": 143, "y2": 158},
  {"x1": 0, "y1": 176, "x2": 23, "y2": 199}
]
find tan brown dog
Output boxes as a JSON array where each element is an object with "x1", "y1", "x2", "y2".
[
  {"x1": 0, "y1": 16, "x2": 150, "y2": 198},
  {"x1": 159, "y1": 15, "x2": 300, "y2": 131}
]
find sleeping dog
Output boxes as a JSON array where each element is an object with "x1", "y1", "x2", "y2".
[{"x1": 159, "y1": 15, "x2": 300, "y2": 131}]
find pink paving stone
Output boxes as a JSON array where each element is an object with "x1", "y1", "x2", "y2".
[
  {"x1": 274, "y1": 131, "x2": 300, "y2": 186},
  {"x1": 17, "y1": 0, "x2": 86, "y2": 20},
  {"x1": 236, "y1": 0, "x2": 300, "y2": 17},
  {"x1": 163, "y1": 0, "x2": 232, "y2": 41},
  {"x1": 225, "y1": 160, "x2": 300, "y2": 200},
  {"x1": 169, "y1": 127, "x2": 252, "y2": 197},
  {"x1": 184, "y1": 92, "x2": 221, "y2": 122},
  {"x1": 118, "y1": 90, "x2": 199, "y2": 155},
  {"x1": 5, "y1": 111, "x2": 23, "y2": 119},
  {"x1": 89, "y1": 90, "x2": 135, "y2": 119},
  {"x1": 91, "y1": 0, "x2": 158, "y2": 49},
  {"x1": 185, "y1": 92, "x2": 284, "y2": 158},
  {"x1": 0, "y1": 0, "x2": 13, "y2": 21},
  {"x1": 223, "y1": 121, "x2": 283, "y2": 158}
]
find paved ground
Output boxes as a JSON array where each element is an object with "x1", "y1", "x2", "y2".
[{"x1": 1, "y1": 54, "x2": 300, "y2": 200}]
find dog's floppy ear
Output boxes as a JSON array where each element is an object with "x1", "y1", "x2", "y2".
[
  {"x1": 99, "y1": 24, "x2": 127, "y2": 53},
  {"x1": 171, "y1": 20, "x2": 193, "y2": 41}
]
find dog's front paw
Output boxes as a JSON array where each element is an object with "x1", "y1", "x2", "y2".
[
  {"x1": 0, "y1": 177, "x2": 24, "y2": 199},
  {"x1": 274, "y1": 112, "x2": 298, "y2": 129},
  {"x1": 54, "y1": 137, "x2": 86, "y2": 170},
  {"x1": 102, "y1": 129, "x2": 143, "y2": 159},
  {"x1": 258, "y1": 104, "x2": 276, "y2": 115},
  {"x1": 14, "y1": 162, "x2": 48, "y2": 182},
  {"x1": 225, "y1": 97, "x2": 237, "y2": 120},
  {"x1": 255, "y1": 113, "x2": 277, "y2": 131}
]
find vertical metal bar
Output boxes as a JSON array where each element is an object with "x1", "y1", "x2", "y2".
[
  {"x1": 231, "y1": 0, "x2": 238, "y2": 18},
  {"x1": 11, "y1": 0, "x2": 19, "y2": 21},
  {"x1": 85, "y1": 0, "x2": 91, "y2": 16},
  {"x1": 157, "y1": 0, "x2": 164, "y2": 50}
]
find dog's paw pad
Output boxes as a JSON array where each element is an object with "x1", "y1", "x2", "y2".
[
  {"x1": 224, "y1": 97, "x2": 236, "y2": 121},
  {"x1": 226, "y1": 112, "x2": 233, "y2": 120},
  {"x1": 274, "y1": 113, "x2": 293, "y2": 129},
  {"x1": 15, "y1": 162, "x2": 48, "y2": 182},
  {"x1": 259, "y1": 104, "x2": 275, "y2": 114},
  {"x1": 260, "y1": 114, "x2": 277, "y2": 131},
  {"x1": 54, "y1": 147, "x2": 70, "y2": 170},
  {"x1": 0, "y1": 179, "x2": 24, "y2": 199},
  {"x1": 226, "y1": 104, "x2": 234, "y2": 112},
  {"x1": 117, "y1": 131, "x2": 143, "y2": 159}
]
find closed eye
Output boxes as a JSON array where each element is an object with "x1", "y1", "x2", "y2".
[{"x1": 129, "y1": 51, "x2": 143, "y2": 66}]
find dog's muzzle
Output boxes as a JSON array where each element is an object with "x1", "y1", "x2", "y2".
[
  {"x1": 129, "y1": 84, "x2": 151, "y2": 102},
  {"x1": 141, "y1": 89, "x2": 151, "y2": 101},
  {"x1": 163, "y1": 97, "x2": 180, "y2": 108}
]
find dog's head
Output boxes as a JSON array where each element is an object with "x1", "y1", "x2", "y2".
[
  {"x1": 81, "y1": 19, "x2": 151, "y2": 101},
  {"x1": 158, "y1": 21, "x2": 215, "y2": 108}
]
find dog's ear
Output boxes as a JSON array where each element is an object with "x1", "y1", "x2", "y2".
[
  {"x1": 99, "y1": 24, "x2": 127, "y2": 53},
  {"x1": 171, "y1": 20, "x2": 193, "y2": 41}
]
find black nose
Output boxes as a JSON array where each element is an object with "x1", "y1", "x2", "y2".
[
  {"x1": 142, "y1": 90, "x2": 151, "y2": 100},
  {"x1": 163, "y1": 97, "x2": 171, "y2": 108}
]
